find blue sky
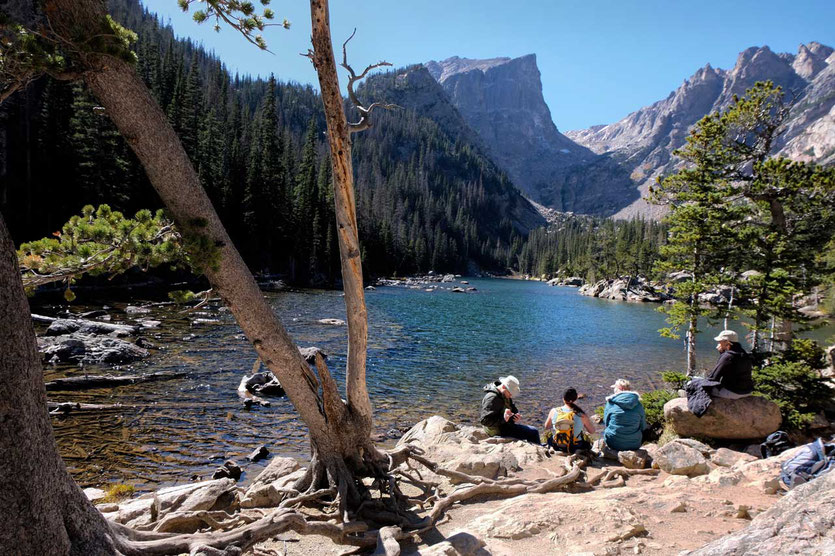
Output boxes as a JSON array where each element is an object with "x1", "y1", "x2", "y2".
[{"x1": 142, "y1": 0, "x2": 835, "y2": 131}]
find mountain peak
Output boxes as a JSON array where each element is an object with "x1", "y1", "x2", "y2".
[{"x1": 425, "y1": 54, "x2": 537, "y2": 84}]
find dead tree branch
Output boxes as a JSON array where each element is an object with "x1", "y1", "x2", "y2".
[{"x1": 339, "y1": 28, "x2": 398, "y2": 133}]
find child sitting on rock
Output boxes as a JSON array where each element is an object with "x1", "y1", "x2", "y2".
[{"x1": 544, "y1": 388, "x2": 595, "y2": 453}]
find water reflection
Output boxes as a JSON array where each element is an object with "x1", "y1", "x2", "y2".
[{"x1": 46, "y1": 278, "x2": 833, "y2": 490}]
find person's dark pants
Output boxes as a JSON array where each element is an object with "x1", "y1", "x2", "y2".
[{"x1": 498, "y1": 422, "x2": 541, "y2": 444}]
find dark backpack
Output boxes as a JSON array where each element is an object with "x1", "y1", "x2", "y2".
[
  {"x1": 780, "y1": 439, "x2": 835, "y2": 489},
  {"x1": 760, "y1": 430, "x2": 793, "y2": 459}
]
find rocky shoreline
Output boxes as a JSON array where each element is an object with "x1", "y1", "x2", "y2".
[{"x1": 85, "y1": 415, "x2": 835, "y2": 555}]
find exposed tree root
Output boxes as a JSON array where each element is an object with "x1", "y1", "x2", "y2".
[
  {"x1": 96, "y1": 445, "x2": 664, "y2": 555},
  {"x1": 586, "y1": 467, "x2": 659, "y2": 487}
]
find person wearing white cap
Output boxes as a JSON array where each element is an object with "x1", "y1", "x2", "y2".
[
  {"x1": 706, "y1": 329, "x2": 754, "y2": 399},
  {"x1": 479, "y1": 375, "x2": 541, "y2": 444}
]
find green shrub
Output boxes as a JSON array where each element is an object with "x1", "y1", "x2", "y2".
[
  {"x1": 594, "y1": 406, "x2": 605, "y2": 420},
  {"x1": 657, "y1": 425, "x2": 680, "y2": 447},
  {"x1": 753, "y1": 359, "x2": 833, "y2": 430},
  {"x1": 100, "y1": 483, "x2": 135, "y2": 503},
  {"x1": 661, "y1": 371, "x2": 689, "y2": 390},
  {"x1": 640, "y1": 389, "x2": 677, "y2": 439}
]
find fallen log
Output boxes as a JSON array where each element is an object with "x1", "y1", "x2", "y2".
[
  {"x1": 45, "y1": 371, "x2": 187, "y2": 391},
  {"x1": 47, "y1": 401, "x2": 138, "y2": 415},
  {"x1": 32, "y1": 314, "x2": 140, "y2": 337}
]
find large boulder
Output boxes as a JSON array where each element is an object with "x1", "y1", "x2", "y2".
[
  {"x1": 652, "y1": 442, "x2": 710, "y2": 476},
  {"x1": 397, "y1": 416, "x2": 546, "y2": 482},
  {"x1": 664, "y1": 396, "x2": 782, "y2": 440},
  {"x1": 686, "y1": 467, "x2": 835, "y2": 555}
]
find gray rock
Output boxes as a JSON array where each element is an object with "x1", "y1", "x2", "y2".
[
  {"x1": 664, "y1": 396, "x2": 782, "y2": 440},
  {"x1": 247, "y1": 445, "x2": 269, "y2": 463},
  {"x1": 618, "y1": 449, "x2": 650, "y2": 469},
  {"x1": 299, "y1": 346, "x2": 328, "y2": 363},
  {"x1": 711, "y1": 447, "x2": 758, "y2": 468},
  {"x1": 686, "y1": 465, "x2": 835, "y2": 555},
  {"x1": 397, "y1": 416, "x2": 547, "y2": 482},
  {"x1": 672, "y1": 438, "x2": 714, "y2": 456},
  {"x1": 38, "y1": 334, "x2": 148, "y2": 365},
  {"x1": 249, "y1": 456, "x2": 301, "y2": 488},
  {"x1": 45, "y1": 319, "x2": 81, "y2": 336},
  {"x1": 212, "y1": 461, "x2": 242, "y2": 481},
  {"x1": 653, "y1": 442, "x2": 710, "y2": 476},
  {"x1": 317, "y1": 318, "x2": 345, "y2": 326}
]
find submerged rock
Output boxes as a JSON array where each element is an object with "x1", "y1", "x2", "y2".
[
  {"x1": 212, "y1": 460, "x2": 242, "y2": 481},
  {"x1": 38, "y1": 334, "x2": 149, "y2": 365},
  {"x1": 247, "y1": 445, "x2": 270, "y2": 463},
  {"x1": 664, "y1": 396, "x2": 782, "y2": 440},
  {"x1": 298, "y1": 346, "x2": 327, "y2": 363}
]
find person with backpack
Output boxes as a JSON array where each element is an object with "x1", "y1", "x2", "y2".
[
  {"x1": 544, "y1": 388, "x2": 595, "y2": 453},
  {"x1": 602, "y1": 379, "x2": 646, "y2": 452},
  {"x1": 707, "y1": 330, "x2": 754, "y2": 399},
  {"x1": 479, "y1": 375, "x2": 541, "y2": 444}
]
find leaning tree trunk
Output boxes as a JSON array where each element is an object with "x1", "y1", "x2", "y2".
[
  {"x1": 0, "y1": 213, "x2": 120, "y2": 555},
  {"x1": 44, "y1": 0, "x2": 382, "y2": 512}
]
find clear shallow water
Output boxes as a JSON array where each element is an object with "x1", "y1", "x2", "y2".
[{"x1": 46, "y1": 278, "x2": 833, "y2": 490}]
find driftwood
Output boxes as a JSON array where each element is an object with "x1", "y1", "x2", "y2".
[
  {"x1": 32, "y1": 314, "x2": 140, "y2": 337},
  {"x1": 47, "y1": 401, "x2": 140, "y2": 415},
  {"x1": 45, "y1": 371, "x2": 187, "y2": 391}
]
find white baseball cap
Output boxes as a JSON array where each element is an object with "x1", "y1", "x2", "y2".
[
  {"x1": 713, "y1": 330, "x2": 739, "y2": 343},
  {"x1": 500, "y1": 375, "x2": 520, "y2": 397}
]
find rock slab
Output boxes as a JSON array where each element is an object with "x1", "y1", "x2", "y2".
[
  {"x1": 664, "y1": 396, "x2": 782, "y2": 439},
  {"x1": 687, "y1": 465, "x2": 835, "y2": 555}
]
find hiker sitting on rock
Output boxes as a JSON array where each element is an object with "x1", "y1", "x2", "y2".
[
  {"x1": 707, "y1": 330, "x2": 754, "y2": 399},
  {"x1": 479, "y1": 375, "x2": 541, "y2": 444},
  {"x1": 601, "y1": 379, "x2": 646, "y2": 452},
  {"x1": 544, "y1": 388, "x2": 595, "y2": 452}
]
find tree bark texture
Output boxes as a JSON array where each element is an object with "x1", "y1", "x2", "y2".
[
  {"x1": 309, "y1": 0, "x2": 372, "y2": 431},
  {"x1": 42, "y1": 0, "x2": 378, "y2": 504},
  {"x1": 0, "y1": 213, "x2": 118, "y2": 555}
]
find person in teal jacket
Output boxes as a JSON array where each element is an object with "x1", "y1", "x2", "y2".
[{"x1": 603, "y1": 379, "x2": 647, "y2": 452}]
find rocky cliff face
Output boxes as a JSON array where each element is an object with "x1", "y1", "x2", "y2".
[
  {"x1": 567, "y1": 42, "x2": 835, "y2": 218},
  {"x1": 425, "y1": 55, "x2": 638, "y2": 215}
]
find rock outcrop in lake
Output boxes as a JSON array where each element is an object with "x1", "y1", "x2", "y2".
[{"x1": 577, "y1": 277, "x2": 670, "y2": 302}]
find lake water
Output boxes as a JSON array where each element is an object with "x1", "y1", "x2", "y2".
[{"x1": 45, "y1": 278, "x2": 833, "y2": 490}]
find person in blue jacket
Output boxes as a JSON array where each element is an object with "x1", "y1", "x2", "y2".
[{"x1": 602, "y1": 379, "x2": 647, "y2": 452}]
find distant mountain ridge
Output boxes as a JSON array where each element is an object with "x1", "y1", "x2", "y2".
[
  {"x1": 421, "y1": 44, "x2": 833, "y2": 220},
  {"x1": 566, "y1": 42, "x2": 835, "y2": 218}
]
